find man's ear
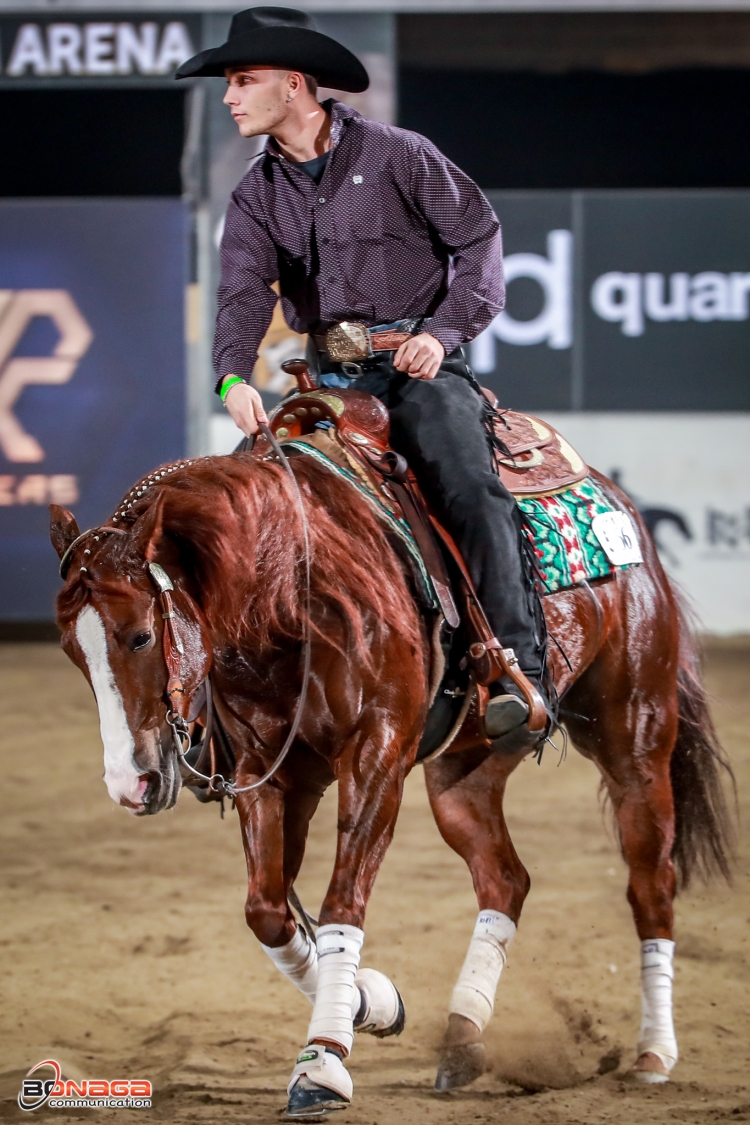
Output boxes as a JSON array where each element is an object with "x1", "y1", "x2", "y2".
[
  {"x1": 49, "y1": 505, "x2": 81, "y2": 560},
  {"x1": 133, "y1": 493, "x2": 167, "y2": 562}
]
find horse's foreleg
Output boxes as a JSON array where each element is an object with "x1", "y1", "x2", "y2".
[
  {"x1": 286, "y1": 729, "x2": 409, "y2": 1117},
  {"x1": 424, "y1": 749, "x2": 528, "y2": 1091},
  {"x1": 236, "y1": 786, "x2": 319, "y2": 1003}
]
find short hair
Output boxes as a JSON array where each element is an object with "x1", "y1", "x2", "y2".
[{"x1": 302, "y1": 73, "x2": 318, "y2": 96}]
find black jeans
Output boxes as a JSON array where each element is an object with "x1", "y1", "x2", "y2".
[{"x1": 351, "y1": 350, "x2": 544, "y2": 678}]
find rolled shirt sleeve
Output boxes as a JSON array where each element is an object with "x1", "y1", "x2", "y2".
[
  {"x1": 212, "y1": 191, "x2": 279, "y2": 391},
  {"x1": 408, "y1": 138, "x2": 505, "y2": 355}
]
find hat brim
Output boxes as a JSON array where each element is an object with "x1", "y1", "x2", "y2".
[{"x1": 175, "y1": 26, "x2": 369, "y2": 93}]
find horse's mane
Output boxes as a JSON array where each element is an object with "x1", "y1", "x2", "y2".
[{"x1": 58, "y1": 454, "x2": 422, "y2": 665}]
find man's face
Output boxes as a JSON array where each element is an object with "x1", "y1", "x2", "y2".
[{"x1": 223, "y1": 67, "x2": 291, "y2": 137}]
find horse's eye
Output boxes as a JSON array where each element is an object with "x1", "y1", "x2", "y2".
[{"x1": 132, "y1": 632, "x2": 152, "y2": 652}]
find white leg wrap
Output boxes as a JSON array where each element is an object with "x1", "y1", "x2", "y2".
[
  {"x1": 261, "y1": 924, "x2": 318, "y2": 1004},
  {"x1": 638, "y1": 939, "x2": 678, "y2": 1071},
  {"x1": 450, "y1": 910, "x2": 516, "y2": 1033},
  {"x1": 307, "y1": 924, "x2": 364, "y2": 1056}
]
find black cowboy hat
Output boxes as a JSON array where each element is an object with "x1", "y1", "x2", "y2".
[{"x1": 175, "y1": 6, "x2": 369, "y2": 92}]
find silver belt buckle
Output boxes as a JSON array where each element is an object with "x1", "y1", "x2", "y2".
[{"x1": 325, "y1": 321, "x2": 372, "y2": 363}]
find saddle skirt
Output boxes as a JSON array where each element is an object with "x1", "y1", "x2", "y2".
[{"x1": 488, "y1": 403, "x2": 588, "y2": 495}]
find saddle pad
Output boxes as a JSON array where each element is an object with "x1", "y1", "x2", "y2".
[
  {"x1": 517, "y1": 477, "x2": 638, "y2": 595},
  {"x1": 281, "y1": 439, "x2": 439, "y2": 611},
  {"x1": 284, "y1": 440, "x2": 632, "y2": 603}
]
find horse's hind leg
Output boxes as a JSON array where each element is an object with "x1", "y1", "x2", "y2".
[
  {"x1": 423, "y1": 748, "x2": 529, "y2": 1091},
  {"x1": 566, "y1": 639, "x2": 680, "y2": 1084}
]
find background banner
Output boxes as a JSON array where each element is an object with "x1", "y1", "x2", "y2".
[
  {"x1": 0, "y1": 198, "x2": 187, "y2": 620},
  {"x1": 478, "y1": 190, "x2": 750, "y2": 414}
]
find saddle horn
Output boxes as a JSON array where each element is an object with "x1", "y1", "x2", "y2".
[{"x1": 281, "y1": 358, "x2": 316, "y2": 394}]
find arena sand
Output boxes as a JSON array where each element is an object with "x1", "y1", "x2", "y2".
[{"x1": 0, "y1": 640, "x2": 747, "y2": 1125}]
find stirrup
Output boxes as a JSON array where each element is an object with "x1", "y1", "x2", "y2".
[{"x1": 484, "y1": 693, "x2": 529, "y2": 739}]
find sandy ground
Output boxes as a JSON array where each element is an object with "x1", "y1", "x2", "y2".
[{"x1": 0, "y1": 640, "x2": 747, "y2": 1125}]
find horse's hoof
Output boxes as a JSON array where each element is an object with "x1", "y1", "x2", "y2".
[
  {"x1": 286, "y1": 1078, "x2": 349, "y2": 1119},
  {"x1": 354, "y1": 968, "x2": 405, "y2": 1038},
  {"x1": 632, "y1": 1052, "x2": 670, "y2": 1084},
  {"x1": 434, "y1": 1043, "x2": 486, "y2": 1091}
]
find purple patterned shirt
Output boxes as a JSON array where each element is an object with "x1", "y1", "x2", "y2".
[{"x1": 214, "y1": 100, "x2": 505, "y2": 388}]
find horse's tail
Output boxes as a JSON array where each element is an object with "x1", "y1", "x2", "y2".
[{"x1": 670, "y1": 590, "x2": 736, "y2": 890}]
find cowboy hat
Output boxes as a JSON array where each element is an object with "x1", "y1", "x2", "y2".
[{"x1": 175, "y1": 6, "x2": 369, "y2": 92}]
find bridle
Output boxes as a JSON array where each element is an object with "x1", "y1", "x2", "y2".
[
  {"x1": 156, "y1": 423, "x2": 313, "y2": 799},
  {"x1": 60, "y1": 423, "x2": 313, "y2": 801}
]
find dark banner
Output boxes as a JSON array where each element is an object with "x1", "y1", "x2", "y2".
[
  {"x1": 480, "y1": 190, "x2": 750, "y2": 413},
  {"x1": 0, "y1": 199, "x2": 187, "y2": 619},
  {"x1": 0, "y1": 14, "x2": 199, "y2": 83}
]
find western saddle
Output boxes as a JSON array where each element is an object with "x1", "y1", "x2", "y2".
[{"x1": 250, "y1": 359, "x2": 589, "y2": 747}]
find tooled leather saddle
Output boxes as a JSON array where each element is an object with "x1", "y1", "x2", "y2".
[{"x1": 250, "y1": 360, "x2": 589, "y2": 758}]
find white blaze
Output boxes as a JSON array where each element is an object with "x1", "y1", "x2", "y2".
[{"x1": 75, "y1": 605, "x2": 141, "y2": 806}]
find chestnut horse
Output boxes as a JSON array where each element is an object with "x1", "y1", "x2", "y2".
[{"x1": 50, "y1": 448, "x2": 732, "y2": 1115}]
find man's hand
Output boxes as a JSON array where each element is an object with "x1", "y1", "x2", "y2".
[
  {"x1": 393, "y1": 332, "x2": 445, "y2": 380},
  {"x1": 223, "y1": 379, "x2": 268, "y2": 436}
]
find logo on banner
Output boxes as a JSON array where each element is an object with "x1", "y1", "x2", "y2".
[
  {"x1": 470, "y1": 225, "x2": 750, "y2": 374},
  {"x1": 471, "y1": 229, "x2": 573, "y2": 372},
  {"x1": 0, "y1": 290, "x2": 91, "y2": 506},
  {"x1": 591, "y1": 270, "x2": 750, "y2": 336},
  {"x1": 18, "y1": 1059, "x2": 151, "y2": 1112}
]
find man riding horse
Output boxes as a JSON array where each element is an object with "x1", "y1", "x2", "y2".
[{"x1": 176, "y1": 5, "x2": 552, "y2": 749}]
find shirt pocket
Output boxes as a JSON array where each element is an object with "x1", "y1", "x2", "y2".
[{"x1": 345, "y1": 184, "x2": 385, "y2": 243}]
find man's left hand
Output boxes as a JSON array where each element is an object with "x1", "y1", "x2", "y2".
[{"x1": 393, "y1": 333, "x2": 445, "y2": 380}]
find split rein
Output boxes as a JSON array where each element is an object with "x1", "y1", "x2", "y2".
[{"x1": 162, "y1": 423, "x2": 313, "y2": 798}]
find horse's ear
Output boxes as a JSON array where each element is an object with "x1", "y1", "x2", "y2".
[
  {"x1": 49, "y1": 505, "x2": 80, "y2": 560},
  {"x1": 133, "y1": 493, "x2": 167, "y2": 562}
]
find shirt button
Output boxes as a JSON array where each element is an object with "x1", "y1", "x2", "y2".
[
  {"x1": 322, "y1": 237, "x2": 330, "y2": 244},
  {"x1": 328, "y1": 276, "x2": 336, "y2": 283},
  {"x1": 318, "y1": 197, "x2": 326, "y2": 204}
]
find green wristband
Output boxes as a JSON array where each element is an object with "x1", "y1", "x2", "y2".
[{"x1": 220, "y1": 375, "x2": 245, "y2": 403}]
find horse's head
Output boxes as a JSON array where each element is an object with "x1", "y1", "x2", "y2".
[{"x1": 50, "y1": 498, "x2": 211, "y2": 815}]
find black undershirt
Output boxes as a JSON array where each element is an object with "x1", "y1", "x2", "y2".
[{"x1": 296, "y1": 151, "x2": 331, "y2": 184}]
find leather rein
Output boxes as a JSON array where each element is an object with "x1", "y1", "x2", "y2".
[{"x1": 160, "y1": 423, "x2": 313, "y2": 798}]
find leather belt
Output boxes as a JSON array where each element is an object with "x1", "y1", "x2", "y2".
[{"x1": 313, "y1": 317, "x2": 426, "y2": 364}]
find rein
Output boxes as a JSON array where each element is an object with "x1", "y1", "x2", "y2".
[{"x1": 156, "y1": 423, "x2": 313, "y2": 798}]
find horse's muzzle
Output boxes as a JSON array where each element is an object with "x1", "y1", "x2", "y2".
[{"x1": 138, "y1": 748, "x2": 182, "y2": 815}]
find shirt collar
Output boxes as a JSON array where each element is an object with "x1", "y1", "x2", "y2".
[{"x1": 264, "y1": 99, "x2": 361, "y2": 162}]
